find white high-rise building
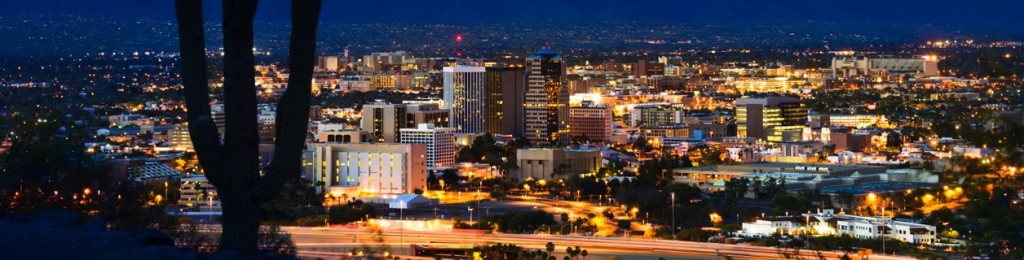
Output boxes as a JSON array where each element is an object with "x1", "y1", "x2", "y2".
[
  {"x1": 400, "y1": 123, "x2": 456, "y2": 170},
  {"x1": 443, "y1": 66, "x2": 487, "y2": 133}
]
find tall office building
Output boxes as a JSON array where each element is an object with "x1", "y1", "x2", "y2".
[
  {"x1": 736, "y1": 96, "x2": 808, "y2": 142},
  {"x1": 400, "y1": 123, "x2": 456, "y2": 170},
  {"x1": 569, "y1": 101, "x2": 612, "y2": 141},
  {"x1": 361, "y1": 101, "x2": 407, "y2": 143},
  {"x1": 443, "y1": 66, "x2": 487, "y2": 133},
  {"x1": 485, "y1": 67, "x2": 527, "y2": 136},
  {"x1": 524, "y1": 48, "x2": 569, "y2": 146}
]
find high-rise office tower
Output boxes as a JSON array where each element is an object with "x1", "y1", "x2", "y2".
[
  {"x1": 524, "y1": 48, "x2": 569, "y2": 146},
  {"x1": 443, "y1": 66, "x2": 487, "y2": 133},
  {"x1": 361, "y1": 100, "x2": 407, "y2": 143},
  {"x1": 736, "y1": 96, "x2": 808, "y2": 142},
  {"x1": 485, "y1": 67, "x2": 526, "y2": 136},
  {"x1": 400, "y1": 123, "x2": 456, "y2": 170}
]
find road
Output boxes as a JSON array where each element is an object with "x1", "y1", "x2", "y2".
[{"x1": 284, "y1": 226, "x2": 914, "y2": 260}]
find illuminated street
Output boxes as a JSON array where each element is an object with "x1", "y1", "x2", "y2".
[{"x1": 281, "y1": 226, "x2": 915, "y2": 259}]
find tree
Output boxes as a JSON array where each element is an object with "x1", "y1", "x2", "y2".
[
  {"x1": 440, "y1": 169, "x2": 460, "y2": 188},
  {"x1": 632, "y1": 136, "x2": 652, "y2": 153},
  {"x1": 174, "y1": 0, "x2": 322, "y2": 255}
]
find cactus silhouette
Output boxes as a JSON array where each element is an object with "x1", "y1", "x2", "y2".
[{"x1": 174, "y1": 0, "x2": 321, "y2": 255}]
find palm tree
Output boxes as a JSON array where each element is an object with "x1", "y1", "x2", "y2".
[{"x1": 173, "y1": 0, "x2": 322, "y2": 255}]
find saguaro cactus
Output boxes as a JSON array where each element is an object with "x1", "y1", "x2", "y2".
[{"x1": 174, "y1": 0, "x2": 322, "y2": 255}]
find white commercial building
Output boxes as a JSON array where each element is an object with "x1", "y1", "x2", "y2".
[
  {"x1": 304, "y1": 143, "x2": 427, "y2": 202},
  {"x1": 443, "y1": 66, "x2": 487, "y2": 133},
  {"x1": 836, "y1": 215, "x2": 936, "y2": 244},
  {"x1": 400, "y1": 123, "x2": 456, "y2": 170},
  {"x1": 738, "y1": 209, "x2": 936, "y2": 245},
  {"x1": 830, "y1": 56, "x2": 939, "y2": 78}
]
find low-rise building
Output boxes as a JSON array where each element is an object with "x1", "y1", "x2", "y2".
[
  {"x1": 739, "y1": 209, "x2": 937, "y2": 245},
  {"x1": 304, "y1": 143, "x2": 428, "y2": 202},
  {"x1": 514, "y1": 148, "x2": 601, "y2": 181},
  {"x1": 179, "y1": 175, "x2": 219, "y2": 207}
]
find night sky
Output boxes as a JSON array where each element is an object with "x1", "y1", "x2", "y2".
[{"x1": 1, "y1": 0, "x2": 1022, "y2": 30}]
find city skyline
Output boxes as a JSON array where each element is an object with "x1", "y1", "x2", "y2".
[{"x1": 0, "y1": 1, "x2": 1021, "y2": 259}]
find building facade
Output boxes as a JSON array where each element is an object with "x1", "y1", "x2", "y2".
[
  {"x1": 736, "y1": 96, "x2": 807, "y2": 142},
  {"x1": 569, "y1": 101, "x2": 612, "y2": 141},
  {"x1": 514, "y1": 148, "x2": 601, "y2": 181},
  {"x1": 443, "y1": 66, "x2": 487, "y2": 133},
  {"x1": 405, "y1": 103, "x2": 450, "y2": 128},
  {"x1": 485, "y1": 67, "x2": 527, "y2": 136},
  {"x1": 179, "y1": 175, "x2": 219, "y2": 207},
  {"x1": 304, "y1": 143, "x2": 428, "y2": 199},
  {"x1": 525, "y1": 48, "x2": 569, "y2": 146},
  {"x1": 629, "y1": 103, "x2": 685, "y2": 127},
  {"x1": 361, "y1": 101, "x2": 407, "y2": 143},
  {"x1": 167, "y1": 124, "x2": 193, "y2": 151},
  {"x1": 400, "y1": 123, "x2": 456, "y2": 170},
  {"x1": 830, "y1": 56, "x2": 939, "y2": 78}
]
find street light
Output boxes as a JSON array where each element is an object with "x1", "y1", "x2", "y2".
[
  {"x1": 671, "y1": 192, "x2": 676, "y2": 240},
  {"x1": 400, "y1": 200, "x2": 405, "y2": 246},
  {"x1": 805, "y1": 211, "x2": 810, "y2": 250},
  {"x1": 164, "y1": 181, "x2": 169, "y2": 205}
]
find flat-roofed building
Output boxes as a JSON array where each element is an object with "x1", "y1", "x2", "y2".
[
  {"x1": 405, "y1": 103, "x2": 450, "y2": 128},
  {"x1": 569, "y1": 101, "x2": 612, "y2": 141},
  {"x1": 443, "y1": 66, "x2": 487, "y2": 133},
  {"x1": 361, "y1": 101, "x2": 407, "y2": 143},
  {"x1": 514, "y1": 148, "x2": 601, "y2": 181},
  {"x1": 524, "y1": 48, "x2": 569, "y2": 146},
  {"x1": 830, "y1": 56, "x2": 939, "y2": 78},
  {"x1": 316, "y1": 129, "x2": 372, "y2": 143},
  {"x1": 736, "y1": 96, "x2": 807, "y2": 142},
  {"x1": 400, "y1": 123, "x2": 456, "y2": 170},
  {"x1": 304, "y1": 143, "x2": 427, "y2": 201}
]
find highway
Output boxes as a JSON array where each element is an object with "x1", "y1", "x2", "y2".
[{"x1": 284, "y1": 226, "x2": 914, "y2": 260}]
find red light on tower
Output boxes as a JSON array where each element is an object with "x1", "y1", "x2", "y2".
[{"x1": 455, "y1": 34, "x2": 463, "y2": 42}]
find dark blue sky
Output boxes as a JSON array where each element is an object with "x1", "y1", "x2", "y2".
[{"x1": 2, "y1": 0, "x2": 1021, "y2": 30}]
